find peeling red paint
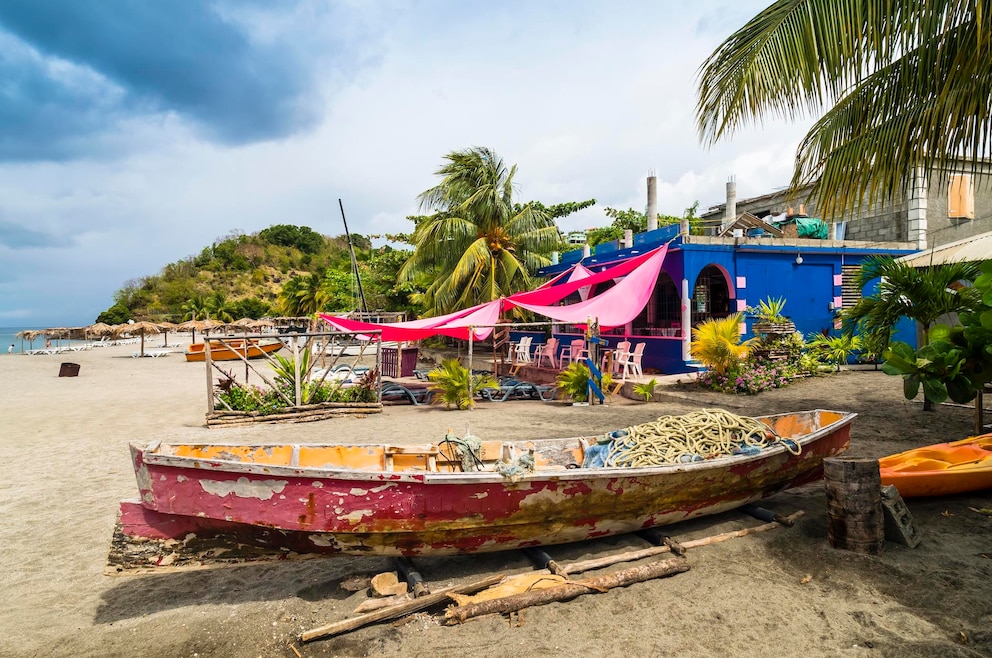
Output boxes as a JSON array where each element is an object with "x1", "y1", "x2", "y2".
[{"x1": 120, "y1": 410, "x2": 855, "y2": 556}]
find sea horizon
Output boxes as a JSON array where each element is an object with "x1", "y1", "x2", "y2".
[{"x1": 1, "y1": 325, "x2": 91, "y2": 354}]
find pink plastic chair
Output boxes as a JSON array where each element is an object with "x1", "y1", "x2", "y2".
[
  {"x1": 534, "y1": 337, "x2": 559, "y2": 368},
  {"x1": 560, "y1": 339, "x2": 588, "y2": 367},
  {"x1": 610, "y1": 341, "x2": 631, "y2": 374}
]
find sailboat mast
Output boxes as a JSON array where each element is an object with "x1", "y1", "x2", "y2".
[{"x1": 338, "y1": 198, "x2": 368, "y2": 314}]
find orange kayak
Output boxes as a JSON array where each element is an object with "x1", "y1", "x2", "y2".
[{"x1": 879, "y1": 434, "x2": 992, "y2": 497}]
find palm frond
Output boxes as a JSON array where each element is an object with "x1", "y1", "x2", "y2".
[{"x1": 696, "y1": 0, "x2": 992, "y2": 217}]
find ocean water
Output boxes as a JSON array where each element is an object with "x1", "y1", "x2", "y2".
[{"x1": 1, "y1": 326, "x2": 90, "y2": 354}]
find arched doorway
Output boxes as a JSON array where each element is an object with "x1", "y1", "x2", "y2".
[{"x1": 691, "y1": 265, "x2": 732, "y2": 325}]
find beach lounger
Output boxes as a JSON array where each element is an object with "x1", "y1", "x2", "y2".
[
  {"x1": 479, "y1": 379, "x2": 557, "y2": 402},
  {"x1": 381, "y1": 381, "x2": 435, "y2": 406}
]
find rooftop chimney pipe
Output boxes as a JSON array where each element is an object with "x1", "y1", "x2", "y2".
[
  {"x1": 725, "y1": 176, "x2": 737, "y2": 221},
  {"x1": 647, "y1": 171, "x2": 658, "y2": 232}
]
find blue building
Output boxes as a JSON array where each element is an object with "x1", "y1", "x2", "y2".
[{"x1": 536, "y1": 224, "x2": 917, "y2": 374}]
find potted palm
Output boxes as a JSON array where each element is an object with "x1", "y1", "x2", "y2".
[{"x1": 751, "y1": 297, "x2": 795, "y2": 335}]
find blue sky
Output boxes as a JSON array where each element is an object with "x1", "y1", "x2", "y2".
[{"x1": 0, "y1": 0, "x2": 810, "y2": 327}]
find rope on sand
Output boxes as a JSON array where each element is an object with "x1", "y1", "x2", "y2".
[{"x1": 603, "y1": 409, "x2": 799, "y2": 467}]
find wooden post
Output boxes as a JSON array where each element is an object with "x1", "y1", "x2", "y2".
[
  {"x1": 204, "y1": 337, "x2": 214, "y2": 412},
  {"x1": 823, "y1": 457, "x2": 884, "y2": 555},
  {"x1": 292, "y1": 335, "x2": 301, "y2": 407}
]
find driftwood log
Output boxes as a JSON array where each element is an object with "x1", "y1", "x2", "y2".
[
  {"x1": 444, "y1": 557, "x2": 689, "y2": 624},
  {"x1": 206, "y1": 402, "x2": 382, "y2": 426},
  {"x1": 301, "y1": 574, "x2": 504, "y2": 643}
]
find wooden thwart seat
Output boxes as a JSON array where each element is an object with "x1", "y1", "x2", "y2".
[{"x1": 384, "y1": 445, "x2": 440, "y2": 472}]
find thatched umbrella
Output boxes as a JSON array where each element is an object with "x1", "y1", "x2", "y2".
[
  {"x1": 44, "y1": 327, "x2": 70, "y2": 349},
  {"x1": 14, "y1": 329, "x2": 42, "y2": 351},
  {"x1": 85, "y1": 322, "x2": 114, "y2": 342},
  {"x1": 157, "y1": 321, "x2": 177, "y2": 347},
  {"x1": 199, "y1": 319, "x2": 223, "y2": 336},
  {"x1": 113, "y1": 321, "x2": 161, "y2": 357},
  {"x1": 177, "y1": 319, "x2": 204, "y2": 342}
]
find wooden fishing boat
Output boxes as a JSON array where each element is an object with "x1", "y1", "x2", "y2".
[
  {"x1": 119, "y1": 409, "x2": 855, "y2": 556},
  {"x1": 879, "y1": 433, "x2": 992, "y2": 497},
  {"x1": 184, "y1": 338, "x2": 283, "y2": 362}
]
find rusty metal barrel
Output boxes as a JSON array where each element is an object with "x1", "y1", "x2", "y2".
[{"x1": 823, "y1": 457, "x2": 884, "y2": 555}]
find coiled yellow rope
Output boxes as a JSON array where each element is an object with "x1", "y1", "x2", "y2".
[{"x1": 603, "y1": 408, "x2": 800, "y2": 467}]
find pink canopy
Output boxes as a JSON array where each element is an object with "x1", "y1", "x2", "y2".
[
  {"x1": 320, "y1": 245, "x2": 669, "y2": 339},
  {"x1": 321, "y1": 300, "x2": 500, "y2": 341},
  {"x1": 504, "y1": 245, "x2": 668, "y2": 328}
]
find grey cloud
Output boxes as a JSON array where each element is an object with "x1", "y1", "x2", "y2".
[
  {"x1": 0, "y1": 1, "x2": 331, "y2": 161},
  {"x1": 0, "y1": 220, "x2": 72, "y2": 248}
]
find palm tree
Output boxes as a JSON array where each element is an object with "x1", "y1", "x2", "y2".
[
  {"x1": 206, "y1": 291, "x2": 235, "y2": 323},
  {"x1": 696, "y1": 2, "x2": 992, "y2": 217},
  {"x1": 843, "y1": 256, "x2": 982, "y2": 353},
  {"x1": 181, "y1": 294, "x2": 208, "y2": 322},
  {"x1": 279, "y1": 270, "x2": 330, "y2": 319},
  {"x1": 399, "y1": 147, "x2": 562, "y2": 316}
]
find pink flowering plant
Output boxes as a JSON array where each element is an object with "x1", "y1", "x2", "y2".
[{"x1": 697, "y1": 356, "x2": 815, "y2": 395}]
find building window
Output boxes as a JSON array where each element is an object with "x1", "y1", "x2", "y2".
[
  {"x1": 948, "y1": 174, "x2": 975, "y2": 219},
  {"x1": 841, "y1": 265, "x2": 862, "y2": 309}
]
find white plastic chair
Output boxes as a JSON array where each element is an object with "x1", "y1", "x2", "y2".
[
  {"x1": 513, "y1": 336, "x2": 533, "y2": 364},
  {"x1": 616, "y1": 342, "x2": 646, "y2": 381}
]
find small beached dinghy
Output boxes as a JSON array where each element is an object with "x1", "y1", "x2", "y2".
[
  {"x1": 119, "y1": 409, "x2": 855, "y2": 556},
  {"x1": 879, "y1": 433, "x2": 992, "y2": 497},
  {"x1": 184, "y1": 338, "x2": 283, "y2": 362}
]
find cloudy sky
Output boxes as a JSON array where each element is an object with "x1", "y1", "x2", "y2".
[{"x1": 0, "y1": 0, "x2": 812, "y2": 327}]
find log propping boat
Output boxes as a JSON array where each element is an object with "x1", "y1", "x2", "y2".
[
  {"x1": 119, "y1": 409, "x2": 855, "y2": 556},
  {"x1": 184, "y1": 339, "x2": 283, "y2": 362}
]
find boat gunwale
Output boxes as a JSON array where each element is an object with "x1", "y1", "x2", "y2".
[{"x1": 135, "y1": 409, "x2": 856, "y2": 485}]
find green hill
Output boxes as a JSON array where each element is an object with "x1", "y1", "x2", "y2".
[{"x1": 96, "y1": 224, "x2": 416, "y2": 324}]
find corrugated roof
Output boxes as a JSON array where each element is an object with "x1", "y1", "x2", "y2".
[{"x1": 897, "y1": 231, "x2": 992, "y2": 267}]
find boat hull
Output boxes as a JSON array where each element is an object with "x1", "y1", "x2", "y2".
[
  {"x1": 122, "y1": 410, "x2": 855, "y2": 556},
  {"x1": 880, "y1": 433, "x2": 992, "y2": 497},
  {"x1": 184, "y1": 340, "x2": 282, "y2": 362}
]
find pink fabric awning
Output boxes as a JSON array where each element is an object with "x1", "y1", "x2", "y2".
[
  {"x1": 319, "y1": 244, "x2": 669, "y2": 339},
  {"x1": 504, "y1": 245, "x2": 668, "y2": 328}
]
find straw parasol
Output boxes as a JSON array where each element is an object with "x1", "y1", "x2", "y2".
[
  {"x1": 157, "y1": 321, "x2": 177, "y2": 347},
  {"x1": 44, "y1": 327, "x2": 71, "y2": 349},
  {"x1": 113, "y1": 321, "x2": 161, "y2": 357},
  {"x1": 14, "y1": 329, "x2": 42, "y2": 350},
  {"x1": 177, "y1": 319, "x2": 205, "y2": 342},
  {"x1": 85, "y1": 322, "x2": 114, "y2": 341}
]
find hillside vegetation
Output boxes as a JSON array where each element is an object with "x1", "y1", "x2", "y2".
[{"x1": 96, "y1": 224, "x2": 416, "y2": 324}]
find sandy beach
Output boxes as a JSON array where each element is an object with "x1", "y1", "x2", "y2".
[{"x1": 1, "y1": 341, "x2": 990, "y2": 658}]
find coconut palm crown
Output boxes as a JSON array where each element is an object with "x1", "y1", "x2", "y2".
[
  {"x1": 843, "y1": 255, "x2": 983, "y2": 352},
  {"x1": 400, "y1": 147, "x2": 562, "y2": 316},
  {"x1": 696, "y1": 1, "x2": 992, "y2": 217}
]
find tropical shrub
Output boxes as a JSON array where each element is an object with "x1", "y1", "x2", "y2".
[
  {"x1": 751, "y1": 296, "x2": 789, "y2": 323},
  {"x1": 555, "y1": 361, "x2": 613, "y2": 403},
  {"x1": 427, "y1": 358, "x2": 499, "y2": 410},
  {"x1": 690, "y1": 313, "x2": 754, "y2": 374},
  {"x1": 633, "y1": 378, "x2": 658, "y2": 401},
  {"x1": 807, "y1": 333, "x2": 862, "y2": 372}
]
